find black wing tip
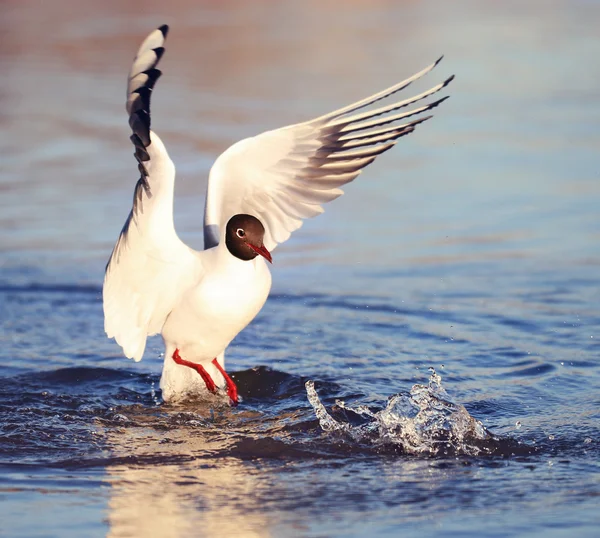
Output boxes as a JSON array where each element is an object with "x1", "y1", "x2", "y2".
[
  {"x1": 441, "y1": 74, "x2": 455, "y2": 89},
  {"x1": 129, "y1": 110, "x2": 151, "y2": 146},
  {"x1": 432, "y1": 58, "x2": 454, "y2": 88},
  {"x1": 143, "y1": 67, "x2": 162, "y2": 88},
  {"x1": 153, "y1": 47, "x2": 165, "y2": 63},
  {"x1": 158, "y1": 24, "x2": 169, "y2": 37},
  {"x1": 435, "y1": 95, "x2": 451, "y2": 106},
  {"x1": 416, "y1": 114, "x2": 434, "y2": 125},
  {"x1": 420, "y1": 95, "x2": 451, "y2": 116}
]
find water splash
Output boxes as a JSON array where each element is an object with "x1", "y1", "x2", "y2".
[{"x1": 306, "y1": 369, "x2": 498, "y2": 456}]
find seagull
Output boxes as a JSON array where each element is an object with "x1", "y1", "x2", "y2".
[{"x1": 103, "y1": 25, "x2": 453, "y2": 405}]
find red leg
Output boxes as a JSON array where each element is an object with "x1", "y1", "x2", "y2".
[
  {"x1": 212, "y1": 358, "x2": 239, "y2": 406},
  {"x1": 172, "y1": 349, "x2": 217, "y2": 393}
]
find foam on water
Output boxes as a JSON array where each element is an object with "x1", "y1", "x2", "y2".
[{"x1": 306, "y1": 369, "x2": 499, "y2": 456}]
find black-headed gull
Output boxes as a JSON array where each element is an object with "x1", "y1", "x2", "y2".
[{"x1": 103, "y1": 25, "x2": 453, "y2": 405}]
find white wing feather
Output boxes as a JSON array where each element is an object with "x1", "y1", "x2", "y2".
[
  {"x1": 103, "y1": 26, "x2": 199, "y2": 362},
  {"x1": 204, "y1": 58, "x2": 453, "y2": 251}
]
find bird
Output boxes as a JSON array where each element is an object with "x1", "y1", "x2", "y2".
[{"x1": 103, "y1": 25, "x2": 453, "y2": 405}]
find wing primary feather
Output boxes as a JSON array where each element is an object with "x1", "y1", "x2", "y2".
[
  {"x1": 133, "y1": 25, "x2": 169, "y2": 60},
  {"x1": 339, "y1": 96, "x2": 450, "y2": 134},
  {"x1": 320, "y1": 142, "x2": 396, "y2": 160},
  {"x1": 126, "y1": 28, "x2": 168, "y2": 150},
  {"x1": 327, "y1": 75, "x2": 454, "y2": 129},
  {"x1": 336, "y1": 116, "x2": 431, "y2": 142},
  {"x1": 327, "y1": 126, "x2": 416, "y2": 149},
  {"x1": 296, "y1": 171, "x2": 361, "y2": 190},
  {"x1": 297, "y1": 170, "x2": 359, "y2": 183},
  {"x1": 125, "y1": 26, "x2": 169, "y2": 205},
  {"x1": 284, "y1": 183, "x2": 344, "y2": 204},
  {"x1": 312, "y1": 56, "x2": 444, "y2": 123},
  {"x1": 318, "y1": 155, "x2": 376, "y2": 172}
]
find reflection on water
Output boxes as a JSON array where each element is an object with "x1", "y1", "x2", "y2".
[
  {"x1": 106, "y1": 454, "x2": 273, "y2": 538},
  {"x1": 1, "y1": 0, "x2": 600, "y2": 537}
]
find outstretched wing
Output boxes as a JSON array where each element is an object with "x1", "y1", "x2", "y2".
[
  {"x1": 203, "y1": 59, "x2": 453, "y2": 251},
  {"x1": 103, "y1": 25, "x2": 199, "y2": 362}
]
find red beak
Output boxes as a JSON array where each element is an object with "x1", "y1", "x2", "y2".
[{"x1": 249, "y1": 243, "x2": 272, "y2": 264}]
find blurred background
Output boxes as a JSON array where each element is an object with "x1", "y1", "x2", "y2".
[
  {"x1": 1, "y1": 1, "x2": 599, "y2": 537},
  {"x1": 2, "y1": 0, "x2": 599, "y2": 281}
]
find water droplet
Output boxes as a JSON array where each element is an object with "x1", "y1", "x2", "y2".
[
  {"x1": 548, "y1": 460, "x2": 554, "y2": 467},
  {"x1": 584, "y1": 438, "x2": 592, "y2": 444},
  {"x1": 306, "y1": 370, "x2": 490, "y2": 456},
  {"x1": 548, "y1": 435, "x2": 555, "y2": 440},
  {"x1": 515, "y1": 421, "x2": 522, "y2": 429}
]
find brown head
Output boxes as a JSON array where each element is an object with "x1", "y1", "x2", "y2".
[{"x1": 225, "y1": 214, "x2": 272, "y2": 263}]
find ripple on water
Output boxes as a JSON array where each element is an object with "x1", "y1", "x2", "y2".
[{"x1": 4, "y1": 363, "x2": 597, "y2": 470}]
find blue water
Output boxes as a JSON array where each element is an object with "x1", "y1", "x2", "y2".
[{"x1": 1, "y1": 1, "x2": 599, "y2": 537}]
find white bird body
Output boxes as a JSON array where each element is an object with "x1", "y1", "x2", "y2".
[
  {"x1": 159, "y1": 247, "x2": 271, "y2": 401},
  {"x1": 102, "y1": 25, "x2": 453, "y2": 403}
]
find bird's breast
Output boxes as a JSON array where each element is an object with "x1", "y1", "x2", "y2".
[{"x1": 162, "y1": 257, "x2": 271, "y2": 360}]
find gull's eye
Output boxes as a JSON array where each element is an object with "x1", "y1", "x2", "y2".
[{"x1": 236, "y1": 228, "x2": 246, "y2": 238}]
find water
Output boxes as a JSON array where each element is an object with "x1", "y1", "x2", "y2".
[
  {"x1": 1, "y1": 1, "x2": 600, "y2": 536},
  {"x1": 306, "y1": 370, "x2": 506, "y2": 457}
]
